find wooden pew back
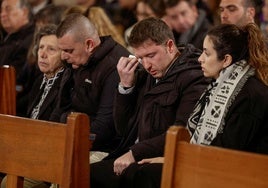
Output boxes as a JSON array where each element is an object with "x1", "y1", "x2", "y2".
[
  {"x1": 161, "y1": 126, "x2": 268, "y2": 188},
  {"x1": 0, "y1": 65, "x2": 16, "y2": 115},
  {"x1": 0, "y1": 113, "x2": 90, "y2": 188}
]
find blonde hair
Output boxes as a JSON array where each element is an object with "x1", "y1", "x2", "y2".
[
  {"x1": 62, "y1": 5, "x2": 86, "y2": 20},
  {"x1": 84, "y1": 6, "x2": 126, "y2": 47}
]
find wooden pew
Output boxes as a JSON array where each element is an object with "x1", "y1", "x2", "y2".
[
  {"x1": 0, "y1": 65, "x2": 16, "y2": 115},
  {"x1": 0, "y1": 112, "x2": 90, "y2": 188},
  {"x1": 161, "y1": 126, "x2": 268, "y2": 188}
]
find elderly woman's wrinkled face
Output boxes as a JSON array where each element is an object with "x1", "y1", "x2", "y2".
[{"x1": 38, "y1": 35, "x2": 62, "y2": 77}]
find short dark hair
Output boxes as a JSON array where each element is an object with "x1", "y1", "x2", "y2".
[
  {"x1": 142, "y1": 0, "x2": 166, "y2": 18},
  {"x1": 128, "y1": 17, "x2": 175, "y2": 48},
  {"x1": 164, "y1": 0, "x2": 194, "y2": 8},
  {"x1": 34, "y1": 4, "x2": 68, "y2": 26},
  {"x1": 244, "y1": 0, "x2": 258, "y2": 8}
]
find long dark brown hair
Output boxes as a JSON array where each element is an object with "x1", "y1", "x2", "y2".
[{"x1": 207, "y1": 23, "x2": 268, "y2": 86}]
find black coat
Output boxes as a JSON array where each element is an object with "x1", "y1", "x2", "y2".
[
  {"x1": 109, "y1": 44, "x2": 210, "y2": 161},
  {"x1": 26, "y1": 72, "x2": 64, "y2": 121},
  {"x1": 0, "y1": 23, "x2": 35, "y2": 80},
  {"x1": 57, "y1": 36, "x2": 130, "y2": 151},
  {"x1": 211, "y1": 77, "x2": 268, "y2": 154}
]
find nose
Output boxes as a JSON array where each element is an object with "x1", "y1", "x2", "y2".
[
  {"x1": 0, "y1": 10, "x2": 7, "y2": 20},
  {"x1": 0, "y1": 8, "x2": 6, "y2": 16},
  {"x1": 141, "y1": 58, "x2": 151, "y2": 70},
  {"x1": 61, "y1": 51, "x2": 68, "y2": 60},
  {"x1": 39, "y1": 48, "x2": 47, "y2": 58},
  {"x1": 198, "y1": 53, "x2": 204, "y2": 64},
  {"x1": 220, "y1": 9, "x2": 228, "y2": 21}
]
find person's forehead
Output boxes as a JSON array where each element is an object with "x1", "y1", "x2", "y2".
[
  {"x1": 133, "y1": 40, "x2": 165, "y2": 56},
  {"x1": 59, "y1": 33, "x2": 76, "y2": 43},
  {"x1": 166, "y1": 1, "x2": 193, "y2": 15},
  {"x1": 137, "y1": 2, "x2": 153, "y2": 13},
  {"x1": 1, "y1": 0, "x2": 19, "y2": 7},
  {"x1": 174, "y1": 1, "x2": 192, "y2": 10},
  {"x1": 40, "y1": 35, "x2": 58, "y2": 43},
  {"x1": 220, "y1": 0, "x2": 245, "y2": 7},
  {"x1": 58, "y1": 34, "x2": 76, "y2": 47}
]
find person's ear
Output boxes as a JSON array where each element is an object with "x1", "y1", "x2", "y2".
[
  {"x1": 223, "y1": 54, "x2": 232, "y2": 68},
  {"x1": 246, "y1": 7, "x2": 255, "y2": 21},
  {"x1": 85, "y1": 38, "x2": 94, "y2": 53},
  {"x1": 166, "y1": 39, "x2": 175, "y2": 53},
  {"x1": 191, "y1": 5, "x2": 198, "y2": 17},
  {"x1": 21, "y1": 7, "x2": 29, "y2": 18}
]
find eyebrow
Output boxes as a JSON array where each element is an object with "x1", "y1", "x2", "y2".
[
  {"x1": 62, "y1": 48, "x2": 74, "y2": 53},
  {"x1": 202, "y1": 47, "x2": 208, "y2": 53},
  {"x1": 219, "y1": 5, "x2": 238, "y2": 9}
]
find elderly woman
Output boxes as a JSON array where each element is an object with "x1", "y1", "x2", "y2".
[
  {"x1": 26, "y1": 24, "x2": 65, "y2": 121},
  {"x1": 1, "y1": 24, "x2": 65, "y2": 188}
]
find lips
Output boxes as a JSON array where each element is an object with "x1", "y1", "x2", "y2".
[
  {"x1": 39, "y1": 61, "x2": 48, "y2": 66},
  {"x1": 149, "y1": 70, "x2": 158, "y2": 76},
  {"x1": 1, "y1": 20, "x2": 9, "y2": 26}
]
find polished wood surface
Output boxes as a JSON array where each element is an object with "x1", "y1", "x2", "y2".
[
  {"x1": 161, "y1": 126, "x2": 268, "y2": 188},
  {"x1": 0, "y1": 65, "x2": 16, "y2": 115},
  {"x1": 0, "y1": 113, "x2": 90, "y2": 188}
]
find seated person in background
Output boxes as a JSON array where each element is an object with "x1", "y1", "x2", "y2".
[
  {"x1": 128, "y1": 23, "x2": 268, "y2": 188},
  {"x1": 219, "y1": 0, "x2": 258, "y2": 26},
  {"x1": 124, "y1": 0, "x2": 170, "y2": 52},
  {"x1": 90, "y1": 17, "x2": 209, "y2": 188},
  {"x1": 16, "y1": 4, "x2": 69, "y2": 117},
  {"x1": 261, "y1": 0, "x2": 268, "y2": 38},
  {"x1": 0, "y1": 0, "x2": 34, "y2": 181},
  {"x1": 84, "y1": 6, "x2": 126, "y2": 47},
  {"x1": 0, "y1": 22, "x2": 4, "y2": 41},
  {"x1": 116, "y1": 0, "x2": 138, "y2": 31},
  {"x1": 56, "y1": 13, "x2": 130, "y2": 160},
  {"x1": 27, "y1": 0, "x2": 52, "y2": 15},
  {"x1": 164, "y1": 0, "x2": 212, "y2": 50},
  {"x1": 0, "y1": 0, "x2": 35, "y2": 94},
  {"x1": 1, "y1": 24, "x2": 64, "y2": 188}
]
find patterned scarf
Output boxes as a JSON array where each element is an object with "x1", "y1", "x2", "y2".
[
  {"x1": 187, "y1": 60, "x2": 255, "y2": 145},
  {"x1": 31, "y1": 68, "x2": 64, "y2": 119}
]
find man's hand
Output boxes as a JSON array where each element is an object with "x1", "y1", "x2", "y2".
[
  {"x1": 117, "y1": 56, "x2": 139, "y2": 87},
  {"x1": 113, "y1": 150, "x2": 135, "y2": 175}
]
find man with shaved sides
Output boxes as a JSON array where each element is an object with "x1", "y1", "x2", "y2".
[{"x1": 56, "y1": 13, "x2": 130, "y2": 161}]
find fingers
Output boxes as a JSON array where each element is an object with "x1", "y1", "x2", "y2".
[
  {"x1": 117, "y1": 56, "x2": 139, "y2": 73},
  {"x1": 113, "y1": 159, "x2": 127, "y2": 176},
  {"x1": 113, "y1": 151, "x2": 135, "y2": 176},
  {"x1": 138, "y1": 157, "x2": 164, "y2": 164},
  {"x1": 138, "y1": 158, "x2": 151, "y2": 164},
  {"x1": 117, "y1": 56, "x2": 139, "y2": 87}
]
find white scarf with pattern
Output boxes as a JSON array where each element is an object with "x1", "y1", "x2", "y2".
[{"x1": 187, "y1": 60, "x2": 255, "y2": 145}]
